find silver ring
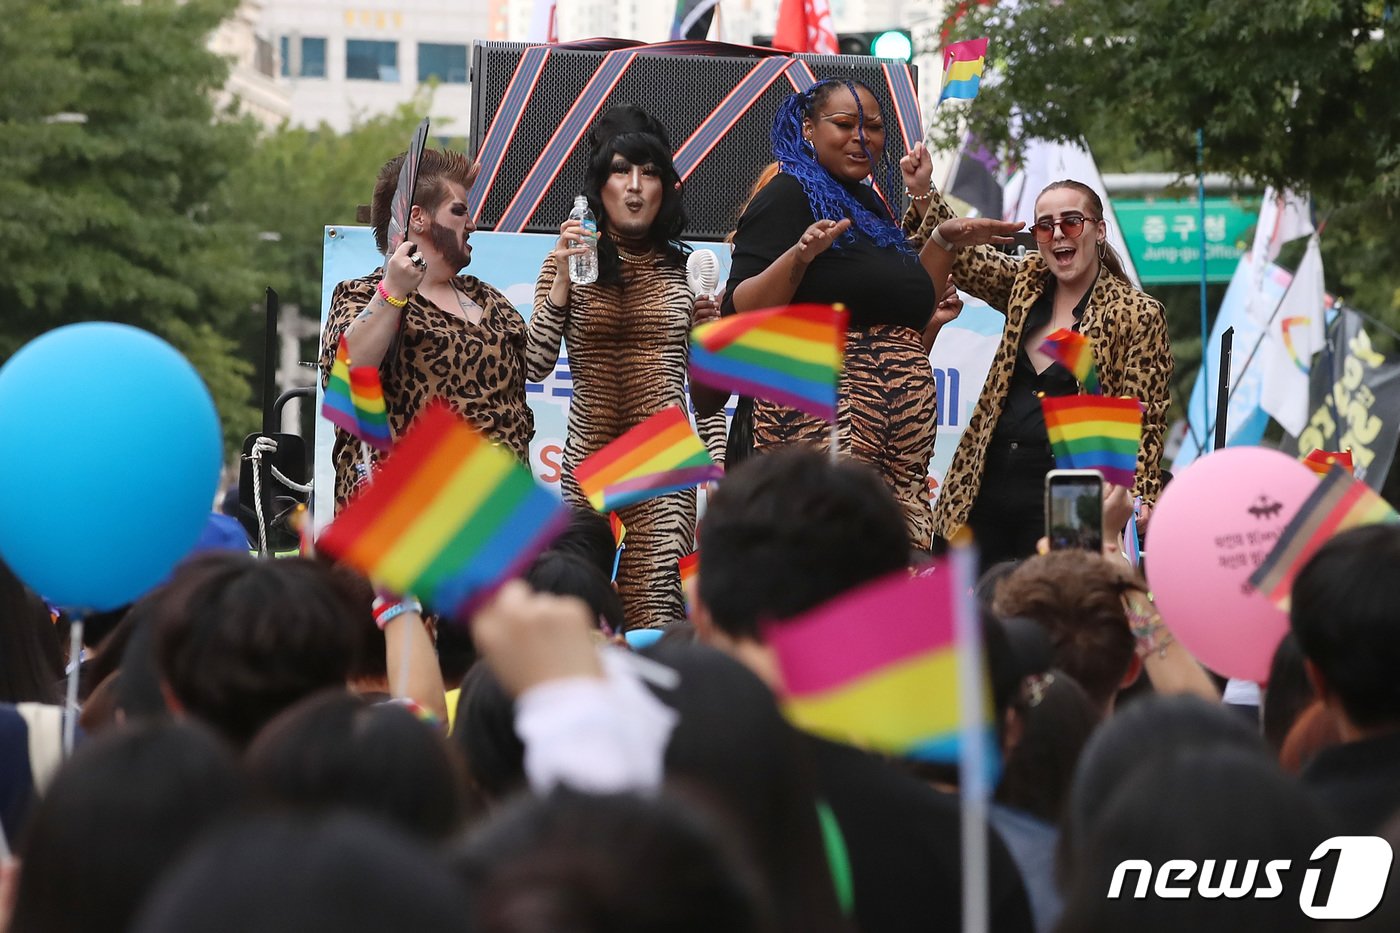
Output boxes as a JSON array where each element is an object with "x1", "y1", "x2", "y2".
[{"x1": 411, "y1": 254, "x2": 426, "y2": 269}]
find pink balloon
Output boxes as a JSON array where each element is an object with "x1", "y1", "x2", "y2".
[{"x1": 1147, "y1": 446, "x2": 1318, "y2": 682}]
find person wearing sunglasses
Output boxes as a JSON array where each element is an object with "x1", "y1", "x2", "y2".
[{"x1": 914, "y1": 180, "x2": 1172, "y2": 567}]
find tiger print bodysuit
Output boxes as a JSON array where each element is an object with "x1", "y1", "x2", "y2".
[{"x1": 528, "y1": 251, "x2": 708, "y2": 629}]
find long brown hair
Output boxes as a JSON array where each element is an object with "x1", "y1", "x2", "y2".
[{"x1": 1038, "y1": 179, "x2": 1130, "y2": 283}]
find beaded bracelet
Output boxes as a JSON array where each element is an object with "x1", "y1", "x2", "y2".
[
  {"x1": 904, "y1": 186, "x2": 934, "y2": 202},
  {"x1": 372, "y1": 595, "x2": 422, "y2": 630},
  {"x1": 376, "y1": 280, "x2": 408, "y2": 308}
]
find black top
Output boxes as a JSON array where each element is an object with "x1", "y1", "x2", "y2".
[
  {"x1": 1301, "y1": 729, "x2": 1400, "y2": 835},
  {"x1": 990, "y1": 278, "x2": 1092, "y2": 444},
  {"x1": 805, "y1": 735, "x2": 1035, "y2": 933},
  {"x1": 723, "y1": 172, "x2": 937, "y2": 331}
]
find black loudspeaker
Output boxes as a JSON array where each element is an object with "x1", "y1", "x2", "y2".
[{"x1": 467, "y1": 40, "x2": 921, "y2": 241}]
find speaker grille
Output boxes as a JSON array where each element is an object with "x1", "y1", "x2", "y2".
[{"x1": 470, "y1": 42, "x2": 918, "y2": 241}]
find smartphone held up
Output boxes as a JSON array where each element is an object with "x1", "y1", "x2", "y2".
[{"x1": 1045, "y1": 469, "x2": 1104, "y2": 552}]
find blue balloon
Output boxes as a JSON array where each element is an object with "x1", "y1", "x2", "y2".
[
  {"x1": 624, "y1": 629, "x2": 664, "y2": 650},
  {"x1": 0, "y1": 323, "x2": 222, "y2": 611}
]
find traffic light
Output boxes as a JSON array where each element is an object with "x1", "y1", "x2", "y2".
[
  {"x1": 751, "y1": 29, "x2": 913, "y2": 61},
  {"x1": 837, "y1": 29, "x2": 913, "y2": 61}
]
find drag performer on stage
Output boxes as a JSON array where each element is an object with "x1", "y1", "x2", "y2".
[
  {"x1": 709, "y1": 79, "x2": 965, "y2": 550},
  {"x1": 916, "y1": 180, "x2": 1172, "y2": 565},
  {"x1": 528, "y1": 107, "x2": 716, "y2": 629},
  {"x1": 320, "y1": 149, "x2": 535, "y2": 514}
]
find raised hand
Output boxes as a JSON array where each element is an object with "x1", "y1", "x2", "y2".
[
  {"x1": 935, "y1": 217, "x2": 1025, "y2": 250},
  {"x1": 794, "y1": 218, "x2": 853, "y2": 265},
  {"x1": 381, "y1": 240, "x2": 427, "y2": 302},
  {"x1": 900, "y1": 141, "x2": 933, "y2": 195}
]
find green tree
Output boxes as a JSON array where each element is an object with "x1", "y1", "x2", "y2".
[{"x1": 0, "y1": 0, "x2": 264, "y2": 454}]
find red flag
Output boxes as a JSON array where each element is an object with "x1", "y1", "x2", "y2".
[{"x1": 773, "y1": 0, "x2": 837, "y2": 54}]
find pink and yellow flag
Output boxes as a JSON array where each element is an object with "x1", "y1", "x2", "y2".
[
  {"x1": 1249, "y1": 466, "x2": 1400, "y2": 609},
  {"x1": 318, "y1": 402, "x2": 566, "y2": 618},
  {"x1": 764, "y1": 565, "x2": 997, "y2": 773},
  {"x1": 574, "y1": 406, "x2": 722, "y2": 512}
]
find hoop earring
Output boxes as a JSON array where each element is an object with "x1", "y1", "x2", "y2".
[{"x1": 802, "y1": 138, "x2": 816, "y2": 159}]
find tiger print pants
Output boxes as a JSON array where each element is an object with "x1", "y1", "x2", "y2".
[{"x1": 753, "y1": 325, "x2": 937, "y2": 550}]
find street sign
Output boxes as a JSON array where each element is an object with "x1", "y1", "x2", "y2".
[{"x1": 1115, "y1": 197, "x2": 1258, "y2": 285}]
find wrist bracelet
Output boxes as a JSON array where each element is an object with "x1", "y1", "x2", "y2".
[
  {"x1": 1123, "y1": 592, "x2": 1174, "y2": 659},
  {"x1": 372, "y1": 595, "x2": 422, "y2": 630},
  {"x1": 376, "y1": 280, "x2": 408, "y2": 308},
  {"x1": 929, "y1": 225, "x2": 958, "y2": 253},
  {"x1": 905, "y1": 186, "x2": 934, "y2": 203}
]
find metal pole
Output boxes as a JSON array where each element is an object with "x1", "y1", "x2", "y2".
[
  {"x1": 1214, "y1": 327, "x2": 1234, "y2": 450},
  {"x1": 1196, "y1": 129, "x2": 1210, "y2": 451}
]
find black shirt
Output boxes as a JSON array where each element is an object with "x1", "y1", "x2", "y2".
[
  {"x1": 724, "y1": 172, "x2": 937, "y2": 331},
  {"x1": 990, "y1": 277, "x2": 1093, "y2": 445},
  {"x1": 805, "y1": 735, "x2": 1036, "y2": 933},
  {"x1": 1301, "y1": 729, "x2": 1400, "y2": 835}
]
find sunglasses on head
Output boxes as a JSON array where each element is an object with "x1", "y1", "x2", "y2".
[{"x1": 1031, "y1": 213, "x2": 1099, "y2": 243}]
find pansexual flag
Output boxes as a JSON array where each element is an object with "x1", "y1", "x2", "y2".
[
  {"x1": 1249, "y1": 466, "x2": 1400, "y2": 609},
  {"x1": 317, "y1": 401, "x2": 566, "y2": 619},
  {"x1": 691, "y1": 304, "x2": 847, "y2": 422},
  {"x1": 1041, "y1": 395, "x2": 1143, "y2": 488},
  {"x1": 678, "y1": 551, "x2": 699, "y2": 616},
  {"x1": 575, "y1": 406, "x2": 722, "y2": 512},
  {"x1": 323, "y1": 337, "x2": 393, "y2": 450},
  {"x1": 1040, "y1": 328, "x2": 1100, "y2": 394},
  {"x1": 764, "y1": 566, "x2": 997, "y2": 772},
  {"x1": 1301, "y1": 448, "x2": 1353, "y2": 478},
  {"x1": 940, "y1": 37, "x2": 988, "y2": 102}
]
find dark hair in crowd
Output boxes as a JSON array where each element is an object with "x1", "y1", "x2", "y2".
[
  {"x1": 0, "y1": 557, "x2": 63, "y2": 705},
  {"x1": 453, "y1": 789, "x2": 775, "y2": 933},
  {"x1": 584, "y1": 106, "x2": 689, "y2": 285},
  {"x1": 699, "y1": 448, "x2": 909, "y2": 640},
  {"x1": 10, "y1": 721, "x2": 247, "y2": 933},
  {"x1": 453, "y1": 662, "x2": 527, "y2": 806},
  {"x1": 1060, "y1": 695, "x2": 1268, "y2": 888},
  {"x1": 1036, "y1": 180, "x2": 1130, "y2": 281},
  {"x1": 993, "y1": 552, "x2": 1136, "y2": 714},
  {"x1": 1262, "y1": 631, "x2": 1313, "y2": 753},
  {"x1": 150, "y1": 553, "x2": 357, "y2": 748},
  {"x1": 526, "y1": 550, "x2": 627, "y2": 634},
  {"x1": 1289, "y1": 524, "x2": 1400, "y2": 730},
  {"x1": 370, "y1": 148, "x2": 480, "y2": 254},
  {"x1": 549, "y1": 507, "x2": 617, "y2": 580},
  {"x1": 1056, "y1": 748, "x2": 1333, "y2": 933},
  {"x1": 133, "y1": 814, "x2": 474, "y2": 933},
  {"x1": 771, "y1": 79, "x2": 910, "y2": 252},
  {"x1": 245, "y1": 690, "x2": 468, "y2": 842}
]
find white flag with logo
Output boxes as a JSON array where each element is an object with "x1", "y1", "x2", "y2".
[
  {"x1": 1247, "y1": 188, "x2": 1313, "y2": 324},
  {"x1": 1259, "y1": 235, "x2": 1326, "y2": 436}
]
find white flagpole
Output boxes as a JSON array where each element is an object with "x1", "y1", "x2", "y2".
[{"x1": 950, "y1": 536, "x2": 988, "y2": 933}]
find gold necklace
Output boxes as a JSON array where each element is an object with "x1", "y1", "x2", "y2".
[{"x1": 616, "y1": 245, "x2": 655, "y2": 265}]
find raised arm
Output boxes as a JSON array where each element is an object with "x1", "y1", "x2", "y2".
[
  {"x1": 526, "y1": 221, "x2": 593, "y2": 382},
  {"x1": 342, "y1": 241, "x2": 427, "y2": 371},
  {"x1": 909, "y1": 185, "x2": 1024, "y2": 312},
  {"x1": 1119, "y1": 296, "x2": 1173, "y2": 505}
]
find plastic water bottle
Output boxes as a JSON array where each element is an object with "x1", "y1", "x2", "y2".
[{"x1": 567, "y1": 195, "x2": 599, "y2": 285}]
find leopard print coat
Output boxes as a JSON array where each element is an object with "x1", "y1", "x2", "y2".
[
  {"x1": 910, "y1": 190, "x2": 1173, "y2": 541},
  {"x1": 320, "y1": 272, "x2": 535, "y2": 513}
]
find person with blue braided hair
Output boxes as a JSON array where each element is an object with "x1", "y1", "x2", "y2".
[{"x1": 700, "y1": 79, "x2": 1018, "y2": 550}]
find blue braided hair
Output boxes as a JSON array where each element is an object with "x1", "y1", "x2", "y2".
[{"x1": 771, "y1": 79, "x2": 912, "y2": 254}]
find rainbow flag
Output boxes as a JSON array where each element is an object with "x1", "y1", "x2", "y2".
[
  {"x1": 317, "y1": 401, "x2": 566, "y2": 619},
  {"x1": 1041, "y1": 395, "x2": 1143, "y2": 488},
  {"x1": 940, "y1": 37, "x2": 988, "y2": 102},
  {"x1": 1040, "y1": 328, "x2": 1100, "y2": 394},
  {"x1": 1301, "y1": 448, "x2": 1353, "y2": 478},
  {"x1": 575, "y1": 406, "x2": 722, "y2": 512},
  {"x1": 608, "y1": 512, "x2": 627, "y2": 583},
  {"x1": 1249, "y1": 466, "x2": 1400, "y2": 609},
  {"x1": 765, "y1": 566, "x2": 997, "y2": 772},
  {"x1": 323, "y1": 336, "x2": 393, "y2": 450},
  {"x1": 678, "y1": 551, "x2": 699, "y2": 616},
  {"x1": 690, "y1": 304, "x2": 847, "y2": 422}
]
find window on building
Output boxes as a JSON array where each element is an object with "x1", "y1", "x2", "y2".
[
  {"x1": 418, "y1": 43, "x2": 468, "y2": 84},
  {"x1": 346, "y1": 39, "x2": 399, "y2": 81},
  {"x1": 279, "y1": 36, "x2": 327, "y2": 78}
]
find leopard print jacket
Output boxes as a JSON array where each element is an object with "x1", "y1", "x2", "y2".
[{"x1": 910, "y1": 190, "x2": 1173, "y2": 541}]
